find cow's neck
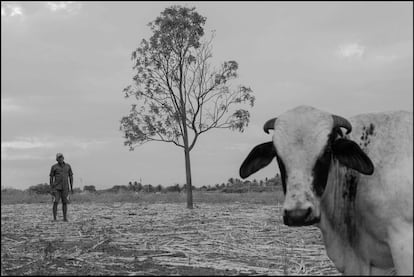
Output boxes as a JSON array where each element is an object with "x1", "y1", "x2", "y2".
[{"x1": 318, "y1": 159, "x2": 361, "y2": 268}]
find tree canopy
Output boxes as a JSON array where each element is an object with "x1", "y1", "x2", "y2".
[{"x1": 121, "y1": 6, "x2": 254, "y2": 151}]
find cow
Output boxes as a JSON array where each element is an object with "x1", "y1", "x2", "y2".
[{"x1": 239, "y1": 105, "x2": 413, "y2": 275}]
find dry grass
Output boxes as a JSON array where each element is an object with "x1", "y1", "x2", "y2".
[
  {"x1": 1, "y1": 202, "x2": 340, "y2": 275},
  {"x1": 1, "y1": 190, "x2": 285, "y2": 206},
  {"x1": 1, "y1": 189, "x2": 51, "y2": 205}
]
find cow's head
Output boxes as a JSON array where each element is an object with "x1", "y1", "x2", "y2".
[{"x1": 239, "y1": 106, "x2": 374, "y2": 226}]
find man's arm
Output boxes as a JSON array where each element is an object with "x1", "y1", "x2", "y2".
[
  {"x1": 49, "y1": 166, "x2": 54, "y2": 193},
  {"x1": 69, "y1": 175, "x2": 73, "y2": 193},
  {"x1": 68, "y1": 165, "x2": 74, "y2": 193}
]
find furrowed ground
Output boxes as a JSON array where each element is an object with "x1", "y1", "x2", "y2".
[{"x1": 1, "y1": 192, "x2": 340, "y2": 275}]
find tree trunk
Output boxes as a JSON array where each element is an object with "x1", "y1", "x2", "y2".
[
  {"x1": 181, "y1": 115, "x2": 193, "y2": 209},
  {"x1": 178, "y1": 55, "x2": 193, "y2": 209},
  {"x1": 179, "y1": 93, "x2": 193, "y2": 209},
  {"x1": 183, "y1": 145, "x2": 193, "y2": 209}
]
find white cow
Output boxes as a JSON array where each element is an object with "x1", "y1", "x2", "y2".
[{"x1": 239, "y1": 106, "x2": 413, "y2": 275}]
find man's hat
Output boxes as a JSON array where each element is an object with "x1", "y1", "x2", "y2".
[{"x1": 56, "y1": 153, "x2": 64, "y2": 159}]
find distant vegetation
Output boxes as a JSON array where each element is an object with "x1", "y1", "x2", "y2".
[
  {"x1": 83, "y1": 185, "x2": 97, "y2": 193},
  {"x1": 2, "y1": 175, "x2": 282, "y2": 195},
  {"x1": 96, "y1": 175, "x2": 282, "y2": 194},
  {"x1": 27, "y1": 183, "x2": 52, "y2": 195},
  {"x1": 1, "y1": 175, "x2": 283, "y2": 205}
]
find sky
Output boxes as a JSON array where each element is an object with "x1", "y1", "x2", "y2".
[{"x1": 2, "y1": 1, "x2": 413, "y2": 190}]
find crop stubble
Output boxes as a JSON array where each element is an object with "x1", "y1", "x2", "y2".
[{"x1": 1, "y1": 203, "x2": 340, "y2": 275}]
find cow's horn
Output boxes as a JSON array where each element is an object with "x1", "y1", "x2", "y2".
[
  {"x1": 332, "y1": 114, "x2": 352, "y2": 134},
  {"x1": 263, "y1": 117, "x2": 277, "y2": 134}
]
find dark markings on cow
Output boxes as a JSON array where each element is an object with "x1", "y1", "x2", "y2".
[
  {"x1": 316, "y1": 126, "x2": 361, "y2": 245},
  {"x1": 323, "y1": 166, "x2": 360, "y2": 248},
  {"x1": 346, "y1": 174, "x2": 358, "y2": 202},
  {"x1": 360, "y1": 123, "x2": 376, "y2": 148},
  {"x1": 367, "y1": 123, "x2": 375, "y2": 135},
  {"x1": 312, "y1": 127, "x2": 343, "y2": 197},
  {"x1": 342, "y1": 171, "x2": 359, "y2": 244},
  {"x1": 275, "y1": 153, "x2": 287, "y2": 194},
  {"x1": 312, "y1": 147, "x2": 331, "y2": 197}
]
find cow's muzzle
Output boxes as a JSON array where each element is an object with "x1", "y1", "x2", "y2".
[{"x1": 283, "y1": 207, "x2": 320, "y2": 226}]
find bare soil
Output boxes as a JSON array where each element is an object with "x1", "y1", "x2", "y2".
[{"x1": 1, "y1": 203, "x2": 340, "y2": 275}]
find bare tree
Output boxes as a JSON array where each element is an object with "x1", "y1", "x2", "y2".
[{"x1": 120, "y1": 6, "x2": 255, "y2": 208}]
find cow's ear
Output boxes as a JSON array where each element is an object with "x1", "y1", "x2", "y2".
[
  {"x1": 240, "y1": 142, "x2": 276, "y2": 179},
  {"x1": 332, "y1": 139, "x2": 374, "y2": 175}
]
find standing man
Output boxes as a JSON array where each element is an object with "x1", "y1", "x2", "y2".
[{"x1": 50, "y1": 153, "x2": 73, "y2": 221}]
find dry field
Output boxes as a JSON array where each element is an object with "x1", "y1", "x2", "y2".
[{"x1": 1, "y1": 199, "x2": 340, "y2": 276}]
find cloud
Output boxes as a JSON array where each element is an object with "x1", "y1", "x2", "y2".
[
  {"x1": 1, "y1": 137, "x2": 56, "y2": 161},
  {"x1": 1, "y1": 153, "x2": 51, "y2": 161},
  {"x1": 45, "y1": 1, "x2": 81, "y2": 13},
  {"x1": 2, "y1": 138, "x2": 56, "y2": 150},
  {"x1": 336, "y1": 43, "x2": 365, "y2": 59},
  {"x1": 1, "y1": 3, "x2": 23, "y2": 17},
  {"x1": 1, "y1": 98, "x2": 25, "y2": 113},
  {"x1": 10, "y1": 5, "x2": 22, "y2": 16},
  {"x1": 2, "y1": 136, "x2": 110, "y2": 150},
  {"x1": 1, "y1": 136, "x2": 112, "y2": 160}
]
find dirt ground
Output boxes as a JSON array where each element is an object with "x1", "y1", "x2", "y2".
[{"x1": 1, "y1": 202, "x2": 340, "y2": 275}]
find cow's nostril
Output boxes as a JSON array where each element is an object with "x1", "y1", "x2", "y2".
[
  {"x1": 306, "y1": 207, "x2": 312, "y2": 217},
  {"x1": 283, "y1": 207, "x2": 313, "y2": 226},
  {"x1": 287, "y1": 208, "x2": 308, "y2": 219}
]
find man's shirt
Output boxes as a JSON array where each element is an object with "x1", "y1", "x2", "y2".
[{"x1": 50, "y1": 162, "x2": 73, "y2": 191}]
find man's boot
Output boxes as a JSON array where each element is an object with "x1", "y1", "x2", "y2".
[
  {"x1": 63, "y1": 203, "x2": 68, "y2": 221},
  {"x1": 53, "y1": 202, "x2": 58, "y2": 221}
]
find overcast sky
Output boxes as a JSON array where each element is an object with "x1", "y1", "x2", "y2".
[{"x1": 2, "y1": 1, "x2": 413, "y2": 190}]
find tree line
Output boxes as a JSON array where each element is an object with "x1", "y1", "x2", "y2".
[{"x1": 21, "y1": 175, "x2": 282, "y2": 195}]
